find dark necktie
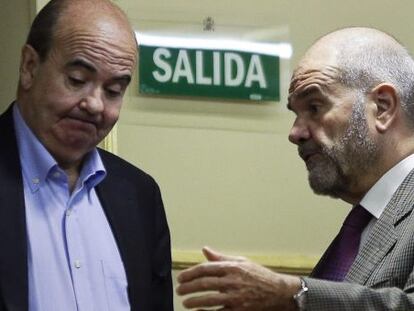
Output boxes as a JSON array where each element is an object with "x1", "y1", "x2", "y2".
[{"x1": 312, "y1": 204, "x2": 373, "y2": 281}]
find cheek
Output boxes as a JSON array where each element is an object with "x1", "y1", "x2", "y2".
[
  {"x1": 312, "y1": 119, "x2": 347, "y2": 146},
  {"x1": 36, "y1": 69, "x2": 65, "y2": 93},
  {"x1": 325, "y1": 109, "x2": 351, "y2": 133},
  {"x1": 101, "y1": 105, "x2": 121, "y2": 129},
  {"x1": 36, "y1": 79, "x2": 80, "y2": 113}
]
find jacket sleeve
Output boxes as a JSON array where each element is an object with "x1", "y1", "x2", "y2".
[{"x1": 305, "y1": 276, "x2": 414, "y2": 310}]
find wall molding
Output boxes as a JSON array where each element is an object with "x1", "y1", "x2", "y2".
[
  {"x1": 100, "y1": 125, "x2": 118, "y2": 154},
  {"x1": 172, "y1": 250, "x2": 318, "y2": 275}
]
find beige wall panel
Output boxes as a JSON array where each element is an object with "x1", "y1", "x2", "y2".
[
  {"x1": 118, "y1": 121, "x2": 345, "y2": 256},
  {"x1": 0, "y1": 0, "x2": 31, "y2": 112}
]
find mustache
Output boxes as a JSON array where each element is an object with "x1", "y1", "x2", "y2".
[{"x1": 298, "y1": 141, "x2": 323, "y2": 160}]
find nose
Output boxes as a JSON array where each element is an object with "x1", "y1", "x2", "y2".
[
  {"x1": 288, "y1": 117, "x2": 311, "y2": 145},
  {"x1": 79, "y1": 88, "x2": 104, "y2": 115}
]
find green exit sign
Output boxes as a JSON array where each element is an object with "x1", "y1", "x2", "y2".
[{"x1": 139, "y1": 45, "x2": 280, "y2": 101}]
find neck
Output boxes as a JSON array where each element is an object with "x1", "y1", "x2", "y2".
[
  {"x1": 65, "y1": 167, "x2": 80, "y2": 194},
  {"x1": 59, "y1": 159, "x2": 82, "y2": 194},
  {"x1": 340, "y1": 142, "x2": 414, "y2": 205}
]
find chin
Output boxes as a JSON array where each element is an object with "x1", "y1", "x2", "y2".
[
  {"x1": 308, "y1": 172, "x2": 347, "y2": 199},
  {"x1": 51, "y1": 145, "x2": 93, "y2": 167}
]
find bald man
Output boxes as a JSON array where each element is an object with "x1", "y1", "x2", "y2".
[
  {"x1": 0, "y1": 0, "x2": 172, "y2": 310},
  {"x1": 177, "y1": 27, "x2": 414, "y2": 310}
]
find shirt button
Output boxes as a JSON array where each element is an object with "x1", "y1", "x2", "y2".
[
  {"x1": 32, "y1": 178, "x2": 40, "y2": 184},
  {"x1": 74, "y1": 260, "x2": 81, "y2": 269},
  {"x1": 53, "y1": 172, "x2": 61, "y2": 178},
  {"x1": 66, "y1": 209, "x2": 72, "y2": 217}
]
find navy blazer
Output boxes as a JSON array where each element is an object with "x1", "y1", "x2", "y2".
[{"x1": 0, "y1": 105, "x2": 173, "y2": 311}]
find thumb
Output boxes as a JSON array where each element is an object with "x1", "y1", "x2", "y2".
[{"x1": 202, "y1": 246, "x2": 247, "y2": 262}]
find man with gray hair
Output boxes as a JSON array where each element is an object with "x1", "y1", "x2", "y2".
[{"x1": 177, "y1": 27, "x2": 414, "y2": 310}]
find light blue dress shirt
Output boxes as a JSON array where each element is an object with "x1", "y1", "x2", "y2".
[{"x1": 13, "y1": 105, "x2": 131, "y2": 311}]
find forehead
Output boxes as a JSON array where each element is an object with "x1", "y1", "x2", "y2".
[
  {"x1": 287, "y1": 67, "x2": 359, "y2": 118},
  {"x1": 288, "y1": 60, "x2": 341, "y2": 107},
  {"x1": 51, "y1": 5, "x2": 137, "y2": 72},
  {"x1": 289, "y1": 40, "x2": 341, "y2": 92}
]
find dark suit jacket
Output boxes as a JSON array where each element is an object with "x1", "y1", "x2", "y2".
[{"x1": 0, "y1": 105, "x2": 173, "y2": 311}]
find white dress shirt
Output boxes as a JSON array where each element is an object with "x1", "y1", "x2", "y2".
[{"x1": 360, "y1": 154, "x2": 414, "y2": 246}]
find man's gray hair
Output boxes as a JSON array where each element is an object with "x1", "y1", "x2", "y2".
[{"x1": 336, "y1": 37, "x2": 414, "y2": 125}]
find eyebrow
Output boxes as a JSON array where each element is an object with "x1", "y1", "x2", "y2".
[
  {"x1": 66, "y1": 59, "x2": 132, "y2": 85},
  {"x1": 287, "y1": 86, "x2": 322, "y2": 110},
  {"x1": 66, "y1": 58, "x2": 97, "y2": 73}
]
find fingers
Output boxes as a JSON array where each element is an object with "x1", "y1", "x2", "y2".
[
  {"x1": 177, "y1": 247, "x2": 249, "y2": 284},
  {"x1": 177, "y1": 276, "x2": 220, "y2": 295},
  {"x1": 182, "y1": 292, "x2": 229, "y2": 309},
  {"x1": 177, "y1": 247, "x2": 252, "y2": 310},
  {"x1": 177, "y1": 274, "x2": 240, "y2": 296},
  {"x1": 177, "y1": 248, "x2": 295, "y2": 310},
  {"x1": 177, "y1": 262, "x2": 228, "y2": 283},
  {"x1": 202, "y1": 246, "x2": 222, "y2": 261},
  {"x1": 203, "y1": 246, "x2": 247, "y2": 262}
]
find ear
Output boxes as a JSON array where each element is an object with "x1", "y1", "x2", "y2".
[
  {"x1": 370, "y1": 83, "x2": 399, "y2": 133},
  {"x1": 19, "y1": 44, "x2": 41, "y2": 90}
]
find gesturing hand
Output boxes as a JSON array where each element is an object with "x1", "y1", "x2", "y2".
[{"x1": 176, "y1": 247, "x2": 301, "y2": 311}]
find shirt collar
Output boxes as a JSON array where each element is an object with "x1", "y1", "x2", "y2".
[
  {"x1": 360, "y1": 154, "x2": 414, "y2": 219},
  {"x1": 13, "y1": 104, "x2": 106, "y2": 192},
  {"x1": 78, "y1": 149, "x2": 106, "y2": 190},
  {"x1": 13, "y1": 104, "x2": 57, "y2": 192}
]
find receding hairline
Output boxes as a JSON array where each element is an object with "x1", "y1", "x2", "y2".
[
  {"x1": 51, "y1": 0, "x2": 137, "y2": 55},
  {"x1": 292, "y1": 26, "x2": 414, "y2": 128},
  {"x1": 26, "y1": 0, "x2": 137, "y2": 62},
  {"x1": 55, "y1": 0, "x2": 134, "y2": 33},
  {"x1": 301, "y1": 27, "x2": 405, "y2": 66},
  {"x1": 295, "y1": 27, "x2": 409, "y2": 82},
  {"x1": 318, "y1": 27, "x2": 401, "y2": 51}
]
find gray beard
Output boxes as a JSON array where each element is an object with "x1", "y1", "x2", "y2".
[{"x1": 307, "y1": 98, "x2": 380, "y2": 198}]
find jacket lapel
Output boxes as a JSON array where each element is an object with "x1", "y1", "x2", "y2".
[
  {"x1": 0, "y1": 106, "x2": 28, "y2": 311},
  {"x1": 346, "y1": 169, "x2": 414, "y2": 284}
]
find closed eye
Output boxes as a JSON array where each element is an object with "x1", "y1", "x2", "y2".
[
  {"x1": 68, "y1": 76, "x2": 86, "y2": 86},
  {"x1": 105, "y1": 88, "x2": 123, "y2": 99},
  {"x1": 307, "y1": 98, "x2": 324, "y2": 115}
]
